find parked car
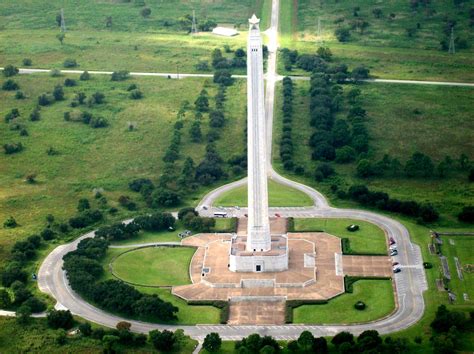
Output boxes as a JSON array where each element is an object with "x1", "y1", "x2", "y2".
[
  {"x1": 389, "y1": 237, "x2": 396, "y2": 245},
  {"x1": 389, "y1": 244, "x2": 397, "y2": 250},
  {"x1": 392, "y1": 261, "x2": 399, "y2": 266},
  {"x1": 393, "y1": 267, "x2": 401, "y2": 274},
  {"x1": 390, "y1": 249, "x2": 398, "y2": 256},
  {"x1": 274, "y1": 213, "x2": 281, "y2": 217},
  {"x1": 202, "y1": 206, "x2": 208, "y2": 210}
]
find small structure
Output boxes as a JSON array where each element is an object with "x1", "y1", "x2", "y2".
[{"x1": 212, "y1": 27, "x2": 239, "y2": 37}]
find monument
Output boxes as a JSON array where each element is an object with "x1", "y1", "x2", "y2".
[{"x1": 228, "y1": 15, "x2": 289, "y2": 272}]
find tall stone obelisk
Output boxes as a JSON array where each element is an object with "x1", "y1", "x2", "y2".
[{"x1": 246, "y1": 14, "x2": 271, "y2": 252}]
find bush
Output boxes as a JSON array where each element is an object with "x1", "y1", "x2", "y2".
[
  {"x1": 15, "y1": 90, "x2": 25, "y2": 99},
  {"x1": 47, "y1": 309, "x2": 74, "y2": 329},
  {"x1": 2, "y1": 79, "x2": 19, "y2": 91},
  {"x1": 3, "y1": 216, "x2": 17, "y2": 228},
  {"x1": 80, "y1": 71, "x2": 90, "y2": 81},
  {"x1": 213, "y1": 70, "x2": 234, "y2": 86},
  {"x1": 129, "y1": 89, "x2": 143, "y2": 99},
  {"x1": 38, "y1": 93, "x2": 53, "y2": 106},
  {"x1": 140, "y1": 7, "x2": 151, "y2": 18},
  {"x1": 458, "y1": 206, "x2": 474, "y2": 223},
  {"x1": 3, "y1": 142, "x2": 23, "y2": 155},
  {"x1": 64, "y1": 78, "x2": 77, "y2": 87},
  {"x1": 63, "y1": 59, "x2": 78, "y2": 68},
  {"x1": 23, "y1": 58, "x2": 32, "y2": 66},
  {"x1": 3, "y1": 64, "x2": 19, "y2": 77},
  {"x1": 354, "y1": 301, "x2": 366, "y2": 310},
  {"x1": 111, "y1": 70, "x2": 130, "y2": 81},
  {"x1": 335, "y1": 28, "x2": 351, "y2": 42},
  {"x1": 50, "y1": 69, "x2": 61, "y2": 77}
]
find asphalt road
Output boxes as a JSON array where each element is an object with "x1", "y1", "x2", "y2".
[{"x1": 35, "y1": 0, "x2": 428, "y2": 341}]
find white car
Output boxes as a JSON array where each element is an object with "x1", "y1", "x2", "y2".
[
  {"x1": 390, "y1": 249, "x2": 398, "y2": 256},
  {"x1": 389, "y1": 244, "x2": 397, "y2": 251}
]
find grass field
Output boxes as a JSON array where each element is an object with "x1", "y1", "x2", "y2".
[
  {"x1": 293, "y1": 279, "x2": 395, "y2": 324},
  {"x1": 214, "y1": 179, "x2": 314, "y2": 207},
  {"x1": 277, "y1": 0, "x2": 474, "y2": 81},
  {"x1": 442, "y1": 236, "x2": 474, "y2": 306},
  {"x1": 293, "y1": 218, "x2": 387, "y2": 255},
  {"x1": 102, "y1": 247, "x2": 220, "y2": 324},
  {"x1": 273, "y1": 80, "x2": 474, "y2": 223},
  {"x1": 111, "y1": 246, "x2": 195, "y2": 286},
  {"x1": 0, "y1": 73, "x2": 247, "y2": 266},
  {"x1": 0, "y1": 0, "x2": 271, "y2": 74}
]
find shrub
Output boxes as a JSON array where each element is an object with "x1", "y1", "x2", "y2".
[
  {"x1": 140, "y1": 7, "x2": 151, "y2": 18},
  {"x1": 50, "y1": 69, "x2": 61, "y2": 77},
  {"x1": 111, "y1": 70, "x2": 130, "y2": 81},
  {"x1": 38, "y1": 93, "x2": 53, "y2": 106},
  {"x1": 80, "y1": 71, "x2": 90, "y2": 81},
  {"x1": 458, "y1": 206, "x2": 474, "y2": 223},
  {"x1": 335, "y1": 28, "x2": 351, "y2": 42},
  {"x1": 47, "y1": 309, "x2": 74, "y2": 329},
  {"x1": 3, "y1": 64, "x2": 19, "y2": 77},
  {"x1": 4, "y1": 142, "x2": 23, "y2": 154},
  {"x1": 63, "y1": 59, "x2": 78, "y2": 68},
  {"x1": 41, "y1": 228, "x2": 56, "y2": 240},
  {"x1": 89, "y1": 116, "x2": 108, "y2": 128},
  {"x1": 15, "y1": 90, "x2": 25, "y2": 99},
  {"x1": 23, "y1": 58, "x2": 32, "y2": 66},
  {"x1": 2, "y1": 79, "x2": 19, "y2": 91},
  {"x1": 64, "y1": 78, "x2": 77, "y2": 87},
  {"x1": 213, "y1": 70, "x2": 234, "y2": 86},
  {"x1": 354, "y1": 301, "x2": 366, "y2": 310},
  {"x1": 129, "y1": 89, "x2": 143, "y2": 99},
  {"x1": 3, "y1": 216, "x2": 17, "y2": 228}
]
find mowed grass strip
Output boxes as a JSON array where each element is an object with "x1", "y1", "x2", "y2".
[
  {"x1": 293, "y1": 279, "x2": 395, "y2": 324},
  {"x1": 443, "y1": 236, "x2": 474, "y2": 305},
  {"x1": 294, "y1": 218, "x2": 387, "y2": 254},
  {"x1": 214, "y1": 179, "x2": 314, "y2": 207},
  {"x1": 111, "y1": 246, "x2": 195, "y2": 286}
]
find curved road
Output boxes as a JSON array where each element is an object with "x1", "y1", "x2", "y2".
[{"x1": 37, "y1": 0, "x2": 427, "y2": 341}]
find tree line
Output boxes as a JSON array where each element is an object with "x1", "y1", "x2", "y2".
[{"x1": 63, "y1": 236, "x2": 178, "y2": 322}]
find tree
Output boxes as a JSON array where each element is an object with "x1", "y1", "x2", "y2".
[
  {"x1": 102, "y1": 335, "x2": 120, "y2": 353},
  {"x1": 189, "y1": 120, "x2": 202, "y2": 142},
  {"x1": 331, "y1": 331, "x2": 354, "y2": 347},
  {"x1": 63, "y1": 58, "x2": 77, "y2": 68},
  {"x1": 2, "y1": 64, "x2": 19, "y2": 77},
  {"x1": 195, "y1": 95, "x2": 209, "y2": 112},
  {"x1": 298, "y1": 331, "x2": 314, "y2": 352},
  {"x1": 16, "y1": 304, "x2": 32, "y2": 325},
  {"x1": 2, "y1": 79, "x2": 19, "y2": 91},
  {"x1": 53, "y1": 85, "x2": 65, "y2": 101},
  {"x1": 140, "y1": 7, "x2": 151, "y2": 18},
  {"x1": 56, "y1": 33, "x2": 65, "y2": 45},
  {"x1": 0, "y1": 288, "x2": 11, "y2": 309},
  {"x1": 317, "y1": 47, "x2": 332, "y2": 61},
  {"x1": 111, "y1": 71, "x2": 129, "y2": 81},
  {"x1": 80, "y1": 71, "x2": 91, "y2": 81},
  {"x1": 47, "y1": 309, "x2": 74, "y2": 329},
  {"x1": 458, "y1": 206, "x2": 474, "y2": 223},
  {"x1": 203, "y1": 332, "x2": 222, "y2": 352},
  {"x1": 312, "y1": 337, "x2": 328, "y2": 354},
  {"x1": 77, "y1": 198, "x2": 90, "y2": 212},
  {"x1": 372, "y1": 8, "x2": 383, "y2": 18},
  {"x1": 335, "y1": 27, "x2": 351, "y2": 42},
  {"x1": 214, "y1": 70, "x2": 234, "y2": 86},
  {"x1": 335, "y1": 146, "x2": 356, "y2": 163},
  {"x1": 351, "y1": 66, "x2": 370, "y2": 81},
  {"x1": 405, "y1": 152, "x2": 434, "y2": 177},
  {"x1": 150, "y1": 188, "x2": 180, "y2": 207},
  {"x1": 78, "y1": 322, "x2": 92, "y2": 336},
  {"x1": 149, "y1": 329, "x2": 176, "y2": 351}
]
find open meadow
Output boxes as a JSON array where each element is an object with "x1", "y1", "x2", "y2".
[
  {"x1": 277, "y1": 0, "x2": 474, "y2": 81},
  {"x1": 0, "y1": 73, "x2": 247, "y2": 266}
]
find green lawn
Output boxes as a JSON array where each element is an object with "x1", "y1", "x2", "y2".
[
  {"x1": 277, "y1": 0, "x2": 474, "y2": 81},
  {"x1": 293, "y1": 279, "x2": 395, "y2": 324},
  {"x1": 0, "y1": 74, "x2": 246, "y2": 267},
  {"x1": 293, "y1": 218, "x2": 387, "y2": 255},
  {"x1": 214, "y1": 179, "x2": 314, "y2": 207},
  {"x1": 111, "y1": 246, "x2": 195, "y2": 286},
  {"x1": 442, "y1": 236, "x2": 474, "y2": 306},
  {"x1": 102, "y1": 247, "x2": 220, "y2": 324}
]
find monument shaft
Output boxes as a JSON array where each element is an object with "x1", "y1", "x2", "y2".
[{"x1": 247, "y1": 15, "x2": 271, "y2": 252}]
